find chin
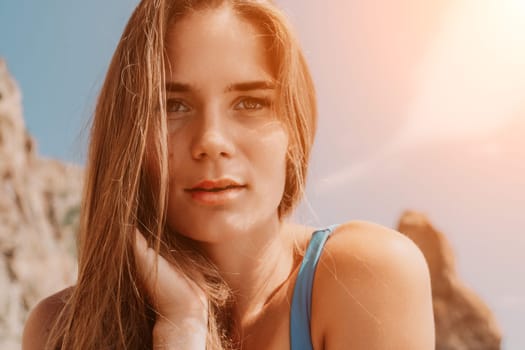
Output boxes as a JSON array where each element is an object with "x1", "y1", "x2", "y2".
[{"x1": 167, "y1": 206, "x2": 278, "y2": 244}]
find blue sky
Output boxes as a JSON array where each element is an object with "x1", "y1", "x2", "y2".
[
  {"x1": 2, "y1": 0, "x2": 524, "y2": 348},
  {"x1": 0, "y1": 0, "x2": 138, "y2": 163}
]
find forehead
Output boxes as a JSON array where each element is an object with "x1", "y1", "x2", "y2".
[{"x1": 165, "y1": 6, "x2": 274, "y2": 85}]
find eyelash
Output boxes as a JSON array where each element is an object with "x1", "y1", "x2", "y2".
[
  {"x1": 233, "y1": 97, "x2": 271, "y2": 111},
  {"x1": 165, "y1": 97, "x2": 271, "y2": 115},
  {"x1": 166, "y1": 99, "x2": 190, "y2": 114}
]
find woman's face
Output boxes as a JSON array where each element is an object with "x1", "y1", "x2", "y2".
[{"x1": 163, "y1": 6, "x2": 288, "y2": 243}]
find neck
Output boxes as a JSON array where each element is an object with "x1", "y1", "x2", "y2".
[{"x1": 197, "y1": 218, "x2": 296, "y2": 323}]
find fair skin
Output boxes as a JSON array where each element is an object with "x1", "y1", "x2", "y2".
[
  {"x1": 160, "y1": 6, "x2": 293, "y2": 324},
  {"x1": 23, "y1": 5, "x2": 435, "y2": 350}
]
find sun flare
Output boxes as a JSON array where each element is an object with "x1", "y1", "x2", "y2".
[
  {"x1": 318, "y1": 0, "x2": 525, "y2": 191},
  {"x1": 396, "y1": 0, "x2": 525, "y2": 147}
]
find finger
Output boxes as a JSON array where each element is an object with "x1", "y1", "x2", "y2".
[
  {"x1": 133, "y1": 229, "x2": 148, "y2": 269},
  {"x1": 133, "y1": 230, "x2": 158, "y2": 292}
]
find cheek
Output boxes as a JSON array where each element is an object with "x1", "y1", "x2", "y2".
[
  {"x1": 249, "y1": 123, "x2": 289, "y2": 190},
  {"x1": 166, "y1": 135, "x2": 186, "y2": 181}
]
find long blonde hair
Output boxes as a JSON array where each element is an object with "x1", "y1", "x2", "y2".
[{"x1": 47, "y1": 0, "x2": 316, "y2": 348}]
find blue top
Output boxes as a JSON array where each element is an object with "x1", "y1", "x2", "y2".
[{"x1": 290, "y1": 224, "x2": 339, "y2": 350}]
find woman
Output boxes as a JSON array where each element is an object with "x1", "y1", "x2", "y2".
[{"x1": 23, "y1": 0, "x2": 434, "y2": 349}]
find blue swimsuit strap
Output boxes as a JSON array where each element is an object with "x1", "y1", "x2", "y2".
[{"x1": 290, "y1": 224, "x2": 339, "y2": 350}]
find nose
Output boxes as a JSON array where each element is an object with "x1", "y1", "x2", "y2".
[{"x1": 190, "y1": 108, "x2": 235, "y2": 160}]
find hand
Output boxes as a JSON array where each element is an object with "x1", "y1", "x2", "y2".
[{"x1": 133, "y1": 229, "x2": 208, "y2": 327}]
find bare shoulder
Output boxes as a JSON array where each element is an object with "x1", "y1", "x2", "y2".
[
  {"x1": 22, "y1": 286, "x2": 73, "y2": 350},
  {"x1": 321, "y1": 220, "x2": 426, "y2": 266},
  {"x1": 311, "y1": 221, "x2": 435, "y2": 350}
]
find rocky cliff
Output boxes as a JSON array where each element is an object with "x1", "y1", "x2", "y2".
[
  {"x1": 398, "y1": 211, "x2": 502, "y2": 350},
  {"x1": 0, "y1": 58, "x2": 81, "y2": 348},
  {"x1": 0, "y1": 59, "x2": 502, "y2": 349}
]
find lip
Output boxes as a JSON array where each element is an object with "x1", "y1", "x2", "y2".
[
  {"x1": 187, "y1": 178, "x2": 244, "y2": 191},
  {"x1": 187, "y1": 186, "x2": 245, "y2": 206},
  {"x1": 185, "y1": 178, "x2": 246, "y2": 206}
]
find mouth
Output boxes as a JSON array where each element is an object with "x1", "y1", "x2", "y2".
[
  {"x1": 186, "y1": 179, "x2": 246, "y2": 192},
  {"x1": 187, "y1": 184, "x2": 245, "y2": 193},
  {"x1": 184, "y1": 179, "x2": 247, "y2": 206}
]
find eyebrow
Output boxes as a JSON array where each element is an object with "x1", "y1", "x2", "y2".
[
  {"x1": 165, "y1": 82, "x2": 192, "y2": 93},
  {"x1": 224, "y1": 81, "x2": 275, "y2": 92},
  {"x1": 165, "y1": 80, "x2": 275, "y2": 93}
]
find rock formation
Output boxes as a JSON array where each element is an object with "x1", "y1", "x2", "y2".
[
  {"x1": 398, "y1": 211, "x2": 502, "y2": 350},
  {"x1": 0, "y1": 58, "x2": 82, "y2": 349}
]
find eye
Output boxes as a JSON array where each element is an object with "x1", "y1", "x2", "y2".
[
  {"x1": 233, "y1": 97, "x2": 270, "y2": 111},
  {"x1": 166, "y1": 99, "x2": 191, "y2": 114}
]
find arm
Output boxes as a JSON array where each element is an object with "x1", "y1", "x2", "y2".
[
  {"x1": 23, "y1": 298, "x2": 53, "y2": 350},
  {"x1": 23, "y1": 231, "x2": 206, "y2": 350},
  {"x1": 312, "y1": 221, "x2": 435, "y2": 350},
  {"x1": 22, "y1": 288, "x2": 71, "y2": 350}
]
